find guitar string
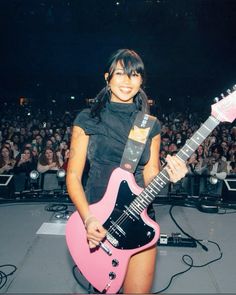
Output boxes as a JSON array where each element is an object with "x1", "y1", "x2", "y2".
[
  {"x1": 106, "y1": 140, "x2": 198, "y2": 238},
  {"x1": 106, "y1": 169, "x2": 170, "y2": 237},
  {"x1": 106, "y1": 137, "x2": 203, "y2": 237},
  {"x1": 106, "y1": 171, "x2": 171, "y2": 234}
]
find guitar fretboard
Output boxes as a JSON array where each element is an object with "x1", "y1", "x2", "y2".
[{"x1": 129, "y1": 115, "x2": 220, "y2": 216}]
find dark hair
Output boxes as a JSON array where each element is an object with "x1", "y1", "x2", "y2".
[
  {"x1": 230, "y1": 161, "x2": 235, "y2": 170},
  {"x1": 0, "y1": 146, "x2": 14, "y2": 167},
  {"x1": 22, "y1": 147, "x2": 34, "y2": 159},
  {"x1": 38, "y1": 148, "x2": 60, "y2": 167},
  {"x1": 91, "y1": 49, "x2": 149, "y2": 119},
  {"x1": 211, "y1": 144, "x2": 224, "y2": 157}
]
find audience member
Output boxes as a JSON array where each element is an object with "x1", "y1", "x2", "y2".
[
  {"x1": 0, "y1": 146, "x2": 16, "y2": 174},
  {"x1": 37, "y1": 148, "x2": 63, "y2": 173},
  {"x1": 14, "y1": 147, "x2": 37, "y2": 175}
]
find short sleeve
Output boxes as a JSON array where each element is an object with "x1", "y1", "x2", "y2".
[
  {"x1": 149, "y1": 117, "x2": 161, "y2": 139},
  {"x1": 73, "y1": 109, "x2": 98, "y2": 135}
]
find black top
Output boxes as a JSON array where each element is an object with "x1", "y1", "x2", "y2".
[{"x1": 74, "y1": 101, "x2": 161, "y2": 204}]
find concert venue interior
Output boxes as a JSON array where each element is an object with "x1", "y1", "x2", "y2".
[{"x1": 0, "y1": 1, "x2": 236, "y2": 294}]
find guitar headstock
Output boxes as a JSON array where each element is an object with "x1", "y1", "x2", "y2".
[{"x1": 211, "y1": 86, "x2": 236, "y2": 123}]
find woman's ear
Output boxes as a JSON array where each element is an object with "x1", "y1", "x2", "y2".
[{"x1": 104, "y1": 73, "x2": 109, "y2": 83}]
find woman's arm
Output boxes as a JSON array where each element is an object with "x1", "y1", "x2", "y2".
[
  {"x1": 66, "y1": 126, "x2": 106, "y2": 248},
  {"x1": 143, "y1": 133, "x2": 188, "y2": 186},
  {"x1": 37, "y1": 162, "x2": 56, "y2": 173},
  {"x1": 66, "y1": 126, "x2": 90, "y2": 221}
]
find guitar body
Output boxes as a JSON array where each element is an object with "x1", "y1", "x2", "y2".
[{"x1": 66, "y1": 167, "x2": 160, "y2": 293}]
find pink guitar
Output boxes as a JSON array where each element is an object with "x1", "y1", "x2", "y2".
[{"x1": 66, "y1": 88, "x2": 236, "y2": 293}]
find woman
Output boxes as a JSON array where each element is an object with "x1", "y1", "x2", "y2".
[
  {"x1": 37, "y1": 147, "x2": 63, "y2": 173},
  {"x1": 14, "y1": 147, "x2": 37, "y2": 175},
  {"x1": 0, "y1": 146, "x2": 16, "y2": 174},
  {"x1": 66, "y1": 49, "x2": 187, "y2": 293}
]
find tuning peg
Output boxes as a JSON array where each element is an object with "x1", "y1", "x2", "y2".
[
  {"x1": 220, "y1": 93, "x2": 225, "y2": 99},
  {"x1": 214, "y1": 97, "x2": 219, "y2": 103},
  {"x1": 233, "y1": 85, "x2": 236, "y2": 91},
  {"x1": 227, "y1": 89, "x2": 231, "y2": 94}
]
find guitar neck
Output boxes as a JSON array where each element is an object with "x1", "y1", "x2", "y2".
[{"x1": 129, "y1": 115, "x2": 220, "y2": 215}]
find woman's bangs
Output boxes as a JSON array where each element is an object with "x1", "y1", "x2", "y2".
[{"x1": 120, "y1": 56, "x2": 144, "y2": 77}]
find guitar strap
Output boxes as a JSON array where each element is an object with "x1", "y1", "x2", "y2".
[{"x1": 120, "y1": 112, "x2": 156, "y2": 173}]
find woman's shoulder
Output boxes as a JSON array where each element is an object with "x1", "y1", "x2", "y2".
[
  {"x1": 73, "y1": 108, "x2": 100, "y2": 135},
  {"x1": 74, "y1": 108, "x2": 91, "y2": 126}
]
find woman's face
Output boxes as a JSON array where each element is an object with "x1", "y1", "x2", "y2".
[
  {"x1": 197, "y1": 145, "x2": 203, "y2": 155},
  {"x1": 106, "y1": 61, "x2": 142, "y2": 104},
  {"x1": 23, "y1": 150, "x2": 31, "y2": 160},
  {"x1": 1, "y1": 148, "x2": 9, "y2": 158},
  {"x1": 45, "y1": 149, "x2": 53, "y2": 159}
]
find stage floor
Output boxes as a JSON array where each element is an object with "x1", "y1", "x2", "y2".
[{"x1": 0, "y1": 198, "x2": 236, "y2": 294}]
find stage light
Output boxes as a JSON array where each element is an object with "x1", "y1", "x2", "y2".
[
  {"x1": 28, "y1": 170, "x2": 41, "y2": 192},
  {"x1": 209, "y1": 176, "x2": 218, "y2": 185},
  {"x1": 57, "y1": 169, "x2": 66, "y2": 190},
  {"x1": 30, "y1": 170, "x2": 40, "y2": 180},
  {"x1": 57, "y1": 169, "x2": 66, "y2": 179}
]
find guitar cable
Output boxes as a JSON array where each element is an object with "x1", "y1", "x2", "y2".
[
  {"x1": 153, "y1": 205, "x2": 223, "y2": 294},
  {"x1": 169, "y1": 205, "x2": 208, "y2": 251},
  {"x1": 0, "y1": 264, "x2": 17, "y2": 290}
]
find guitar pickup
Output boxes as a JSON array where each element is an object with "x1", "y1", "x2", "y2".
[{"x1": 106, "y1": 232, "x2": 119, "y2": 247}]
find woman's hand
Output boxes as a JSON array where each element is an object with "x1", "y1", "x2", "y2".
[
  {"x1": 165, "y1": 154, "x2": 188, "y2": 183},
  {"x1": 85, "y1": 216, "x2": 107, "y2": 248},
  {"x1": 49, "y1": 162, "x2": 57, "y2": 169},
  {"x1": 4, "y1": 164, "x2": 13, "y2": 172}
]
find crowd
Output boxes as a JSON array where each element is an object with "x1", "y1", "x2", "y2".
[{"x1": 0, "y1": 102, "x2": 235, "y2": 196}]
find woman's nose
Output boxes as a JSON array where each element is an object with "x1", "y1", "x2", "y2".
[{"x1": 122, "y1": 74, "x2": 131, "y2": 82}]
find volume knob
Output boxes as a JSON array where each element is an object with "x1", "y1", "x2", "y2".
[
  {"x1": 112, "y1": 259, "x2": 119, "y2": 267},
  {"x1": 109, "y1": 272, "x2": 116, "y2": 280}
]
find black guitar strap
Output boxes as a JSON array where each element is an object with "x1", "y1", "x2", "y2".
[{"x1": 120, "y1": 112, "x2": 156, "y2": 173}]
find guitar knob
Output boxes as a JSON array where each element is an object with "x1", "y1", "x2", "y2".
[
  {"x1": 109, "y1": 272, "x2": 116, "y2": 280},
  {"x1": 112, "y1": 259, "x2": 119, "y2": 267}
]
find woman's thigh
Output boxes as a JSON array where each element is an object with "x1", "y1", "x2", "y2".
[{"x1": 123, "y1": 244, "x2": 157, "y2": 293}]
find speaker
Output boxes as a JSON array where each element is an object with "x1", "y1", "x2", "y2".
[
  {"x1": 221, "y1": 175, "x2": 236, "y2": 204},
  {"x1": 0, "y1": 174, "x2": 14, "y2": 198}
]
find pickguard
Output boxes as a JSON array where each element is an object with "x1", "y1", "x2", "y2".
[{"x1": 103, "y1": 181, "x2": 156, "y2": 249}]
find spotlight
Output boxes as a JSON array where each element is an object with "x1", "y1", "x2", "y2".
[
  {"x1": 28, "y1": 170, "x2": 40, "y2": 192},
  {"x1": 209, "y1": 176, "x2": 218, "y2": 185},
  {"x1": 57, "y1": 169, "x2": 66, "y2": 179},
  {"x1": 57, "y1": 169, "x2": 66, "y2": 190},
  {"x1": 30, "y1": 170, "x2": 40, "y2": 181}
]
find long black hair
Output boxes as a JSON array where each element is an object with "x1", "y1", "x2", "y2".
[{"x1": 90, "y1": 49, "x2": 150, "y2": 119}]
